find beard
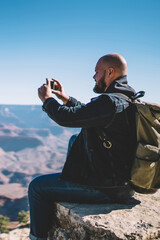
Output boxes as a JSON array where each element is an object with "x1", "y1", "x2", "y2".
[{"x1": 93, "y1": 74, "x2": 107, "y2": 93}]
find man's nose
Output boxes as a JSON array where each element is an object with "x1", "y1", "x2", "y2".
[{"x1": 93, "y1": 74, "x2": 95, "y2": 79}]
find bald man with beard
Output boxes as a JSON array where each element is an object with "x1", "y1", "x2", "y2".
[{"x1": 28, "y1": 53, "x2": 137, "y2": 240}]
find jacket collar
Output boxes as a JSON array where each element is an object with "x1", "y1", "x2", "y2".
[{"x1": 105, "y1": 75, "x2": 136, "y2": 98}]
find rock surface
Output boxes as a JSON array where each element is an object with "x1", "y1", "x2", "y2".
[
  {"x1": 0, "y1": 191, "x2": 160, "y2": 240},
  {"x1": 49, "y1": 190, "x2": 160, "y2": 240},
  {"x1": 0, "y1": 228, "x2": 29, "y2": 240}
]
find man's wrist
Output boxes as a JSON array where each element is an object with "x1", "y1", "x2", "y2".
[
  {"x1": 62, "y1": 96, "x2": 69, "y2": 105},
  {"x1": 41, "y1": 97, "x2": 51, "y2": 103},
  {"x1": 42, "y1": 97, "x2": 54, "y2": 112},
  {"x1": 42, "y1": 97, "x2": 53, "y2": 104}
]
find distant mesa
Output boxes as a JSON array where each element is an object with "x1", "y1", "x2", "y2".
[
  {"x1": 35, "y1": 129, "x2": 50, "y2": 137},
  {"x1": 18, "y1": 129, "x2": 51, "y2": 137},
  {"x1": 2, "y1": 170, "x2": 11, "y2": 176},
  {"x1": 9, "y1": 171, "x2": 32, "y2": 187},
  {"x1": 0, "y1": 136, "x2": 43, "y2": 152},
  {"x1": 2, "y1": 129, "x2": 12, "y2": 134}
]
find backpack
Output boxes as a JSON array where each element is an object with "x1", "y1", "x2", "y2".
[{"x1": 114, "y1": 91, "x2": 160, "y2": 193}]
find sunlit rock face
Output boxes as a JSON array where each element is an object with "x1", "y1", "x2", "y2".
[{"x1": 49, "y1": 190, "x2": 160, "y2": 240}]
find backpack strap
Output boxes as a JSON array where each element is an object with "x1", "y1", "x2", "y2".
[
  {"x1": 97, "y1": 92, "x2": 131, "y2": 150},
  {"x1": 131, "y1": 91, "x2": 145, "y2": 101},
  {"x1": 97, "y1": 91, "x2": 145, "y2": 149},
  {"x1": 109, "y1": 91, "x2": 145, "y2": 103}
]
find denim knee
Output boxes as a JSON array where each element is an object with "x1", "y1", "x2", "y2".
[
  {"x1": 67, "y1": 134, "x2": 78, "y2": 156},
  {"x1": 28, "y1": 176, "x2": 42, "y2": 199},
  {"x1": 69, "y1": 134, "x2": 78, "y2": 146}
]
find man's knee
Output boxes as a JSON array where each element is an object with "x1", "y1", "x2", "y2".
[
  {"x1": 69, "y1": 134, "x2": 78, "y2": 143},
  {"x1": 28, "y1": 176, "x2": 42, "y2": 198},
  {"x1": 67, "y1": 134, "x2": 78, "y2": 152}
]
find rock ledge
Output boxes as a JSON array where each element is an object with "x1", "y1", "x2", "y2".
[{"x1": 49, "y1": 190, "x2": 160, "y2": 240}]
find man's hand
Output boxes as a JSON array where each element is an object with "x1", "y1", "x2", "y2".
[
  {"x1": 38, "y1": 78, "x2": 52, "y2": 103},
  {"x1": 51, "y1": 78, "x2": 69, "y2": 105}
]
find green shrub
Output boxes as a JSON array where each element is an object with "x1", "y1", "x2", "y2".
[
  {"x1": 0, "y1": 214, "x2": 10, "y2": 234},
  {"x1": 17, "y1": 210, "x2": 29, "y2": 225}
]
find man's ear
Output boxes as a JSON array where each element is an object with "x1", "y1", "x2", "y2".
[{"x1": 108, "y1": 68, "x2": 114, "y2": 76}]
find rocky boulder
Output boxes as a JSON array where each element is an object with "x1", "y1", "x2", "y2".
[
  {"x1": 0, "y1": 191, "x2": 159, "y2": 240},
  {"x1": 0, "y1": 228, "x2": 29, "y2": 240},
  {"x1": 49, "y1": 190, "x2": 160, "y2": 240}
]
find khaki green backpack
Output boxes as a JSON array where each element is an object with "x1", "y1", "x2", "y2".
[
  {"x1": 115, "y1": 91, "x2": 160, "y2": 193},
  {"x1": 130, "y1": 93, "x2": 160, "y2": 192}
]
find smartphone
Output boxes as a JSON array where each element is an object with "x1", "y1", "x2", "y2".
[{"x1": 50, "y1": 80, "x2": 55, "y2": 90}]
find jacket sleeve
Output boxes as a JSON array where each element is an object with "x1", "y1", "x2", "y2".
[
  {"x1": 42, "y1": 95, "x2": 116, "y2": 128},
  {"x1": 66, "y1": 96, "x2": 84, "y2": 107}
]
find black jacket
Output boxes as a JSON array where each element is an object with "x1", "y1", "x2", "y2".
[{"x1": 42, "y1": 75, "x2": 137, "y2": 187}]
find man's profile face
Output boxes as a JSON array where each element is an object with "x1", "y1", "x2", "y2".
[{"x1": 93, "y1": 61, "x2": 107, "y2": 93}]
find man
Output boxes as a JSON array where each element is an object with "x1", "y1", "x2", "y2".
[{"x1": 28, "y1": 53, "x2": 137, "y2": 240}]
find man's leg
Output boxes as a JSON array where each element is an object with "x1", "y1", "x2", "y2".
[
  {"x1": 28, "y1": 172, "x2": 112, "y2": 240},
  {"x1": 66, "y1": 133, "x2": 78, "y2": 156}
]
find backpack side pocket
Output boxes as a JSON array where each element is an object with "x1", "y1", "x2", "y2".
[{"x1": 131, "y1": 142, "x2": 160, "y2": 191}]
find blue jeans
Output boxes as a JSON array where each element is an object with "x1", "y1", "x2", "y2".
[
  {"x1": 28, "y1": 134, "x2": 112, "y2": 239},
  {"x1": 28, "y1": 173, "x2": 113, "y2": 239}
]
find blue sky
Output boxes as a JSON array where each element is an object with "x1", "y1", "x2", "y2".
[{"x1": 0, "y1": 0, "x2": 160, "y2": 105}]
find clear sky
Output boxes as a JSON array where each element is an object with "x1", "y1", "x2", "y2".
[{"x1": 0, "y1": 0, "x2": 160, "y2": 105}]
